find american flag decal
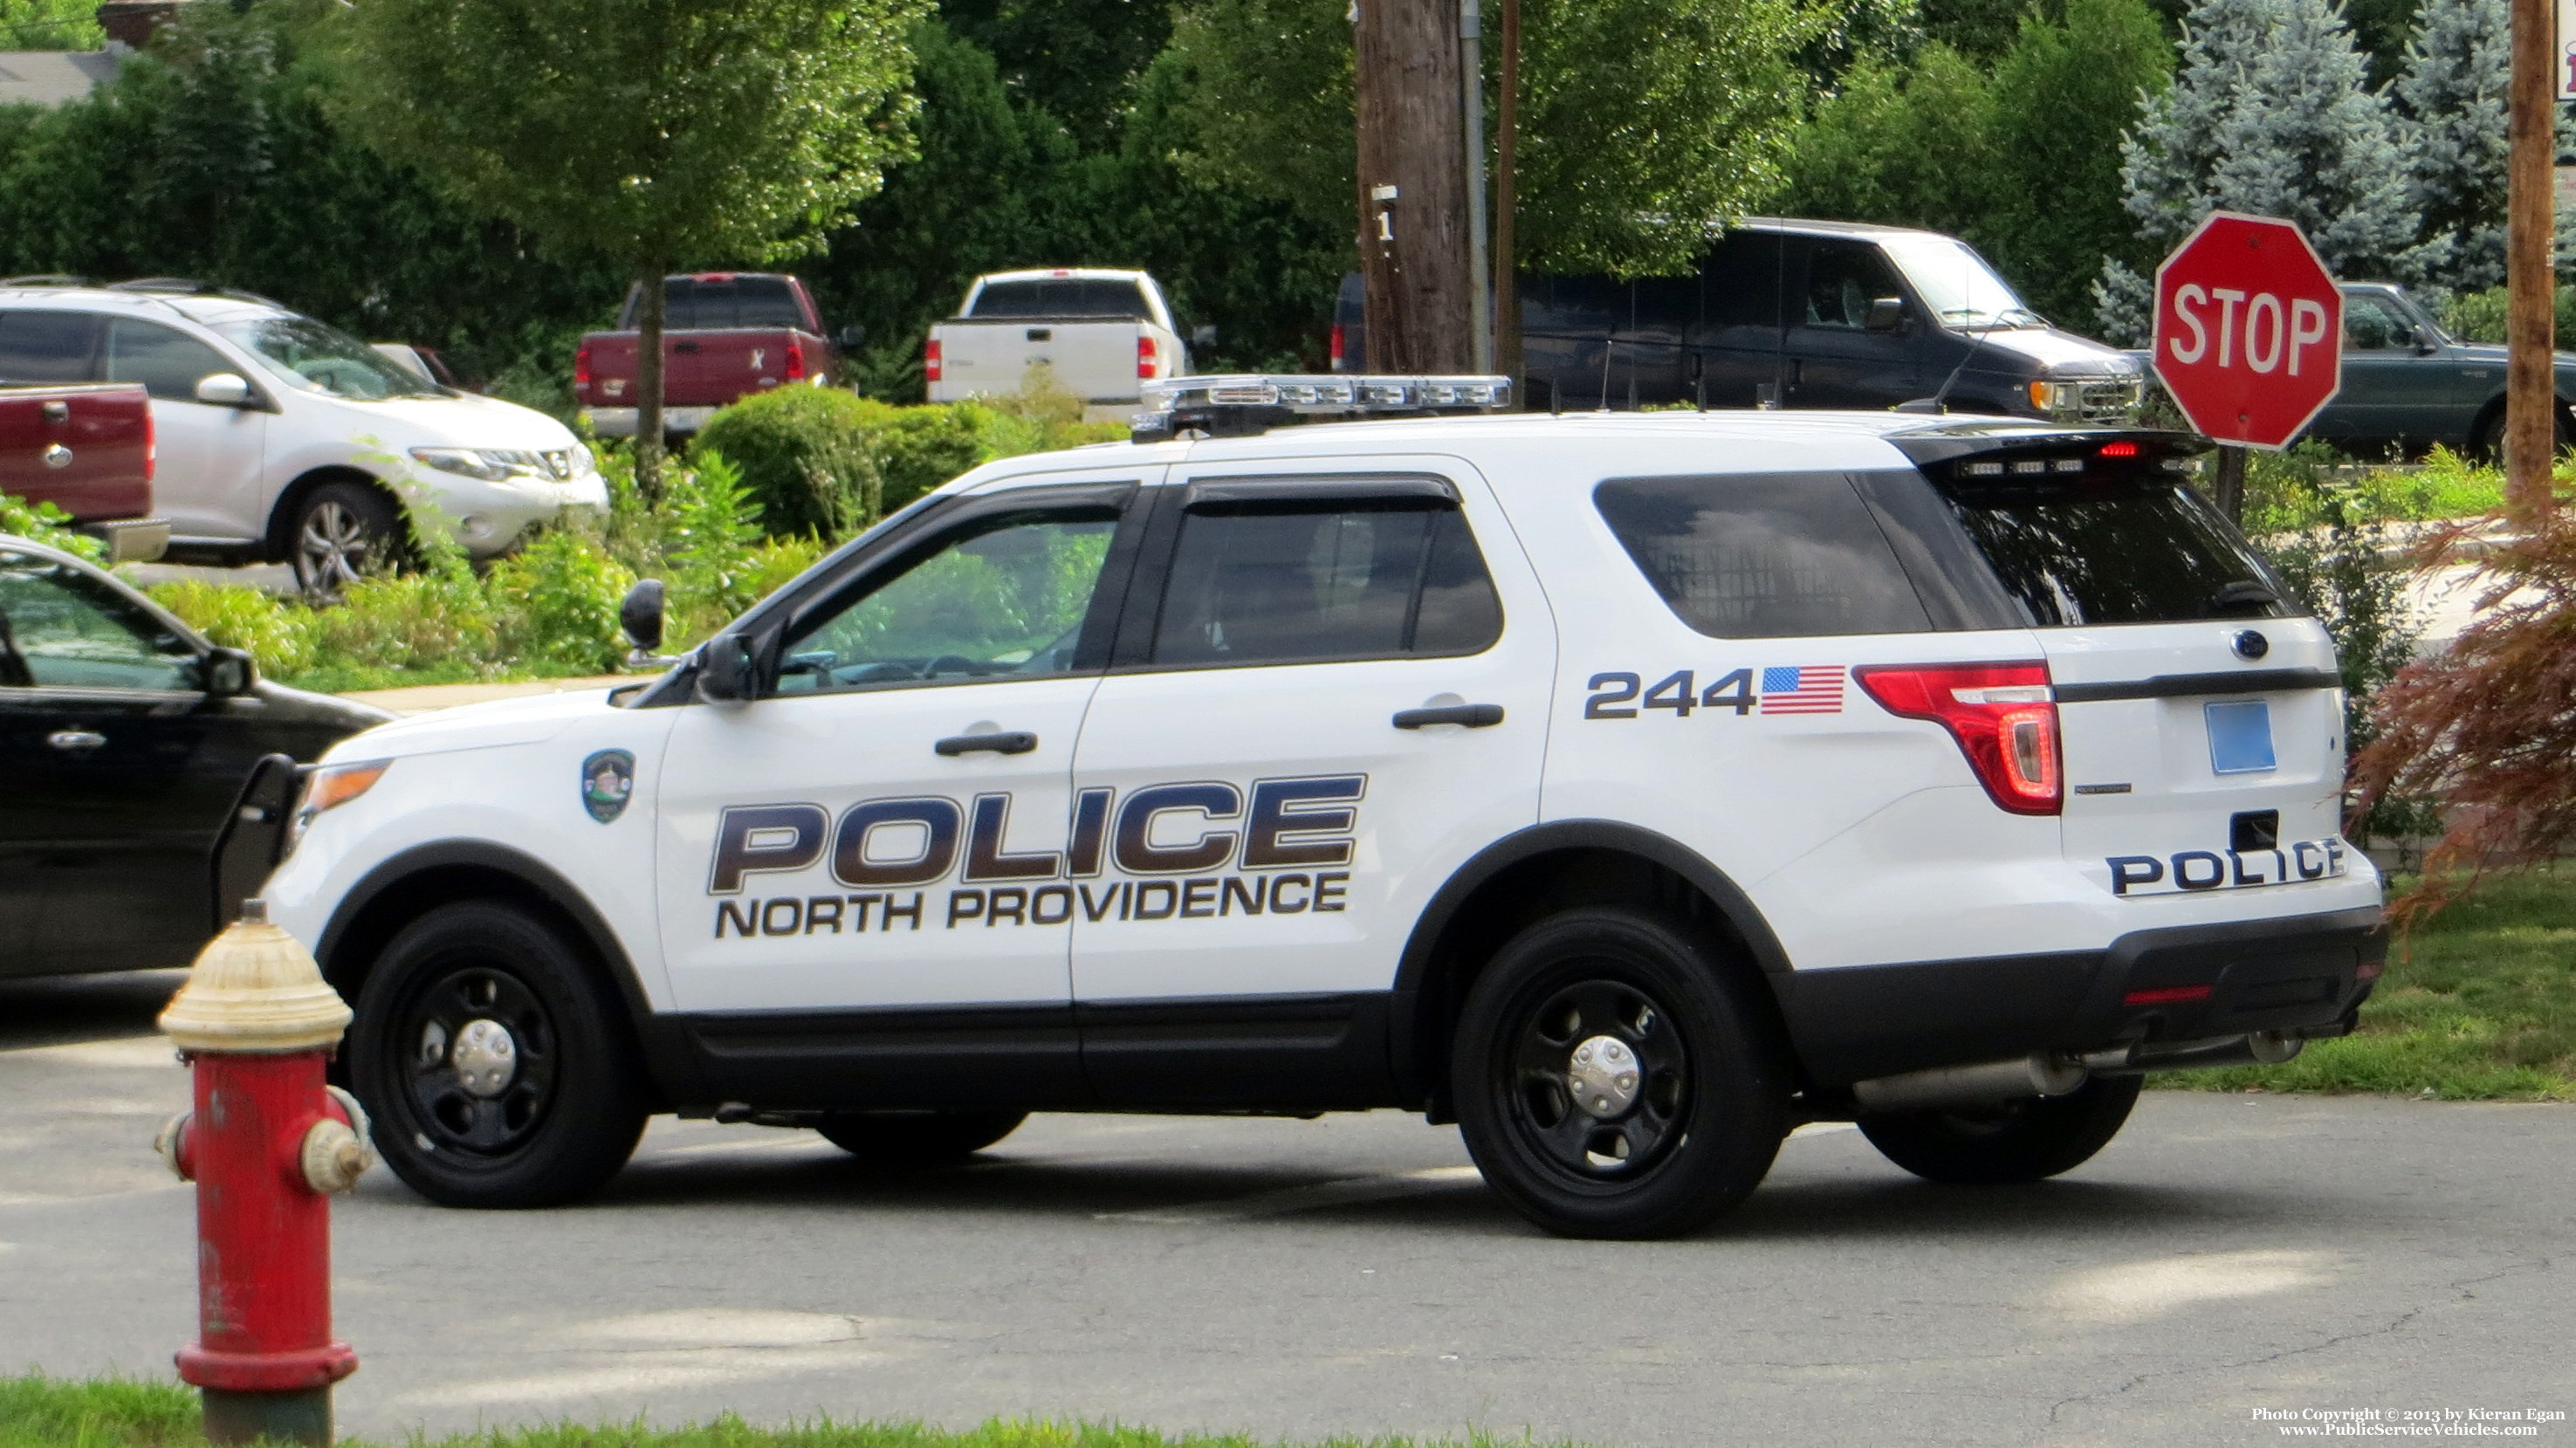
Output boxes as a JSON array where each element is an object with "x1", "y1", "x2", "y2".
[{"x1": 1760, "y1": 665, "x2": 1844, "y2": 715}]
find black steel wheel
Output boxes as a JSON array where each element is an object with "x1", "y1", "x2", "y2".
[
  {"x1": 814, "y1": 1110, "x2": 1027, "y2": 1165},
  {"x1": 351, "y1": 901, "x2": 648, "y2": 1208},
  {"x1": 1452, "y1": 906, "x2": 1789, "y2": 1239},
  {"x1": 1858, "y1": 1074, "x2": 2141, "y2": 1185}
]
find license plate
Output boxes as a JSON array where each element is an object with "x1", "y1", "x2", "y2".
[{"x1": 2205, "y1": 699, "x2": 2277, "y2": 775}]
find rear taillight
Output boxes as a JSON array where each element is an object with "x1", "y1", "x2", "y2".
[
  {"x1": 574, "y1": 341, "x2": 592, "y2": 391},
  {"x1": 1854, "y1": 662, "x2": 2062, "y2": 815},
  {"x1": 924, "y1": 338, "x2": 942, "y2": 384},
  {"x1": 784, "y1": 338, "x2": 806, "y2": 381},
  {"x1": 1137, "y1": 334, "x2": 1159, "y2": 380},
  {"x1": 1329, "y1": 323, "x2": 1345, "y2": 371},
  {"x1": 142, "y1": 406, "x2": 155, "y2": 483}
]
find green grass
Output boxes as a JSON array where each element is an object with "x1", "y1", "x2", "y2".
[
  {"x1": 0, "y1": 1376, "x2": 1572, "y2": 1448},
  {"x1": 2160, "y1": 866, "x2": 2576, "y2": 1101}
]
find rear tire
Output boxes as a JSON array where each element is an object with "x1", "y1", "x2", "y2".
[
  {"x1": 814, "y1": 1110, "x2": 1026, "y2": 1165},
  {"x1": 1858, "y1": 1074, "x2": 2141, "y2": 1185},
  {"x1": 349, "y1": 901, "x2": 649, "y2": 1208},
  {"x1": 2472, "y1": 403, "x2": 2572, "y2": 464},
  {"x1": 1451, "y1": 906, "x2": 1789, "y2": 1239}
]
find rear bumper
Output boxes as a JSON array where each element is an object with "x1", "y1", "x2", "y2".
[
  {"x1": 581, "y1": 406, "x2": 718, "y2": 437},
  {"x1": 79, "y1": 516, "x2": 169, "y2": 563},
  {"x1": 1776, "y1": 905, "x2": 2385, "y2": 1086}
]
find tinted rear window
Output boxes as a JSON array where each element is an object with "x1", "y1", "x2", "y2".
[
  {"x1": 1936, "y1": 477, "x2": 2294, "y2": 626},
  {"x1": 649, "y1": 277, "x2": 805, "y2": 331},
  {"x1": 968, "y1": 279, "x2": 1151, "y2": 319},
  {"x1": 1595, "y1": 474, "x2": 1932, "y2": 638}
]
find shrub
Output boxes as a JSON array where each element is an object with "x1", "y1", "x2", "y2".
[
  {"x1": 0, "y1": 491, "x2": 106, "y2": 564},
  {"x1": 147, "y1": 579, "x2": 318, "y2": 680},
  {"x1": 488, "y1": 527, "x2": 635, "y2": 673},
  {"x1": 857, "y1": 396, "x2": 986, "y2": 513},
  {"x1": 693, "y1": 387, "x2": 884, "y2": 539}
]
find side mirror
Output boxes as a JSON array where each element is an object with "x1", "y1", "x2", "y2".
[
  {"x1": 2415, "y1": 325, "x2": 2442, "y2": 354},
  {"x1": 835, "y1": 323, "x2": 868, "y2": 350},
  {"x1": 694, "y1": 634, "x2": 757, "y2": 703},
  {"x1": 1865, "y1": 298, "x2": 1908, "y2": 333},
  {"x1": 619, "y1": 578, "x2": 665, "y2": 652},
  {"x1": 194, "y1": 373, "x2": 255, "y2": 407},
  {"x1": 201, "y1": 647, "x2": 257, "y2": 696},
  {"x1": 1191, "y1": 324, "x2": 1219, "y2": 351}
]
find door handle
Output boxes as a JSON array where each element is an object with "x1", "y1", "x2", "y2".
[
  {"x1": 1391, "y1": 704, "x2": 1504, "y2": 730},
  {"x1": 47, "y1": 730, "x2": 106, "y2": 752},
  {"x1": 935, "y1": 731, "x2": 1038, "y2": 756}
]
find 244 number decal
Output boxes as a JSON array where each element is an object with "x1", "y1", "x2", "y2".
[{"x1": 1584, "y1": 666, "x2": 1847, "y2": 719}]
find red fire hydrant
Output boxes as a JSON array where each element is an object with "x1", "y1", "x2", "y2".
[{"x1": 155, "y1": 900, "x2": 374, "y2": 1447}]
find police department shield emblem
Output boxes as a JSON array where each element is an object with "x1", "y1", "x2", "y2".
[{"x1": 580, "y1": 750, "x2": 635, "y2": 823}]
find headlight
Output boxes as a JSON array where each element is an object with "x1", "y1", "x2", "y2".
[
  {"x1": 410, "y1": 447, "x2": 551, "y2": 482},
  {"x1": 285, "y1": 759, "x2": 391, "y2": 854}
]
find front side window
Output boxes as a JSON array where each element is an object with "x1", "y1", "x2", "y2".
[
  {"x1": 2343, "y1": 295, "x2": 2417, "y2": 351},
  {"x1": 0, "y1": 551, "x2": 198, "y2": 690},
  {"x1": 0, "y1": 310, "x2": 103, "y2": 383},
  {"x1": 104, "y1": 319, "x2": 237, "y2": 401},
  {"x1": 209, "y1": 314, "x2": 434, "y2": 400},
  {"x1": 1151, "y1": 498, "x2": 1502, "y2": 668},
  {"x1": 1801, "y1": 242, "x2": 1908, "y2": 331},
  {"x1": 775, "y1": 511, "x2": 1119, "y2": 694},
  {"x1": 1595, "y1": 474, "x2": 1933, "y2": 638}
]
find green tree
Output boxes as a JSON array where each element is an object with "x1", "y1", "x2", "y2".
[
  {"x1": 323, "y1": 0, "x2": 926, "y2": 491},
  {"x1": 1157, "y1": 0, "x2": 1821, "y2": 278},
  {"x1": 1774, "y1": 44, "x2": 2002, "y2": 241}
]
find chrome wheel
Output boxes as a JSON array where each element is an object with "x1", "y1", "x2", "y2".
[{"x1": 289, "y1": 483, "x2": 401, "y2": 599}]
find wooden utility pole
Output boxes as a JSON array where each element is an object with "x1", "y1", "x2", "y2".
[
  {"x1": 2505, "y1": 0, "x2": 2559, "y2": 520},
  {"x1": 1354, "y1": 0, "x2": 1473, "y2": 373},
  {"x1": 1493, "y1": 0, "x2": 1521, "y2": 395}
]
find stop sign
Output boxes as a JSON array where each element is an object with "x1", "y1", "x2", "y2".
[{"x1": 2152, "y1": 211, "x2": 2343, "y2": 449}]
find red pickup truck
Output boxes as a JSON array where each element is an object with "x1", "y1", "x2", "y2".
[
  {"x1": 0, "y1": 381, "x2": 166, "y2": 561},
  {"x1": 574, "y1": 273, "x2": 864, "y2": 439}
]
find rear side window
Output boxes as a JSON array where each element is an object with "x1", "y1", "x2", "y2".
[
  {"x1": 1151, "y1": 500, "x2": 1502, "y2": 667},
  {"x1": 0, "y1": 310, "x2": 102, "y2": 383},
  {"x1": 1595, "y1": 474, "x2": 1932, "y2": 638},
  {"x1": 969, "y1": 279, "x2": 1151, "y2": 320},
  {"x1": 1936, "y1": 477, "x2": 2294, "y2": 626}
]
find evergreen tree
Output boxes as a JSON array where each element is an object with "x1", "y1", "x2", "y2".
[
  {"x1": 2095, "y1": 0, "x2": 2434, "y2": 341},
  {"x1": 2389, "y1": 0, "x2": 2575, "y2": 292}
]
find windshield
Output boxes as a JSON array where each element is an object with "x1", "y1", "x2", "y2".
[
  {"x1": 210, "y1": 315, "x2": 439, "y2": 400},
  {"x1": 1879, "y1": 236, "x2": 2048, "y2": 331}
]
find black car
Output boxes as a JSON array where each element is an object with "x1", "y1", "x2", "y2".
[
  {"x1": 0, "y1": 535, "x2": 391, "y2": 976},
  {"x1": 1335, "y1": 218, "x2": 2146, "y2": 423}
]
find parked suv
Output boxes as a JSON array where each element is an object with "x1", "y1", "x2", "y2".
[
  {"x1": 1336, "y1": 220, "x2": 2145, "y2": 423},
  {"x1": 0, "y1": 280, "x2": 605, "y2": 594},
  {"x1": 262, "y1": 379, "x2": 2379, "y2": 1239}
]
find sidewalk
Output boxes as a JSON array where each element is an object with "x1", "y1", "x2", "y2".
[{"x1": 340, "y1": 673, "x2": 635, "y2": 716}]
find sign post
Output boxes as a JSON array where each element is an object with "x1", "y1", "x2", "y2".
[{"x1": 2149, "y1": 212, "x2": 2346, "y2": 522}]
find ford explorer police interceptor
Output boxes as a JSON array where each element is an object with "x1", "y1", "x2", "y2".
[{"x1": 255, "y1": 374, "x2": 2383, "y2": 1239}]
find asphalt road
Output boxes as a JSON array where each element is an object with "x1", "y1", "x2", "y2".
[{"x1": 3, "y1": 971, "x2": 2570, "y2": 1447}]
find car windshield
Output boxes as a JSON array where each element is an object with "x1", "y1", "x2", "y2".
[
  {"x1": 1879, "y1": 236, "x2": 2049, "y2": 330},
  {"x1": 210, "y1": 314, "x2": 438, "y2": 400}
]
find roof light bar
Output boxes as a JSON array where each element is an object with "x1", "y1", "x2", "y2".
[{"x1": 1132, "y1": 374, "x2": 1512, "y2": 442}]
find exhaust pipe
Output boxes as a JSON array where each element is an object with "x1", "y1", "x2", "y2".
[
  {"x1": 1853, "y1": 1053, "x2": 2088, "y2": 1115},
  {"x1": 2084, "y1": 1030, "x2": 2304, "y2": 1075}
]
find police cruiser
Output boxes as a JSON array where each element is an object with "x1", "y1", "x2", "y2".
[{"x1": 253, "y1": 374, "x2": 2383, "y2": 1239}]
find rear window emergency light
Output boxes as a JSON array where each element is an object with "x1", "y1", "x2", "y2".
[
  {"x1": 1886, "y1": 427, "x2": 2208, "y2": 488},
  {"x1": 1132, "y1": 374, "x2": 1512, "y2": 442}
]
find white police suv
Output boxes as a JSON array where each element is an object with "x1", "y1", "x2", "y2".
[{"x1": 256, "y1": 375, "x2": 2384, "y2": 1239}]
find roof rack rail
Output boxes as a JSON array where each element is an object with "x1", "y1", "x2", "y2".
[
  {"x1": 1131, "y1": 373, "x2": 1511, "y2": 442},
  {"x1": 0, "y1": 274, "x2": 92, "y2": 287},
  {"x1": 107, "y1": 278, "x2": 284, "y2": 306}
]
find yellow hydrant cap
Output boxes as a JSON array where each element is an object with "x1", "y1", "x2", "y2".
[{"x1": 158, "y1": 901, "x2": 354, "y2": 1054}]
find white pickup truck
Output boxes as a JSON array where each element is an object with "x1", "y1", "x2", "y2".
[{"x1": 925, "y1": 269, "x2": 1199, "y2": 421}]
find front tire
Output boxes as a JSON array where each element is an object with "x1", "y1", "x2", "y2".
[
  {"x1": 814, "y1": 1110, "x2": 1026, "y2": 1165},
  {"x1": 1451, "y1": 907, "x2": 1789, "y2": 1239},
  {"x1": 288, "y1": 480, "x2": 404, "y2": 599},
  {"x1": 1858, "y1": 1074, "x2": 2141, "y2": 1185},
  {"x1": 349, "y1": 901, "x2": 649, "y2": 1208}
]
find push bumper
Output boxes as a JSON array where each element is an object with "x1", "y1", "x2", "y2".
[{"x1": 1777, "y1": 905, "x2": 2385, "y2": 1086}]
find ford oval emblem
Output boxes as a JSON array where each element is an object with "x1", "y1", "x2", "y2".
[{"x1": 2232, "y1": 629, "x2": 2270, "y2": 661}]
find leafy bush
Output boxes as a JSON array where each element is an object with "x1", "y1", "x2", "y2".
[
  {"x1": 693, "y1": 387, "x2": 884, "y2": 539},
  {"x1": 857, "y1": 396, "x2": 988, "y2": 513},
  {"x1": 146, "y1": 579, "x2": 317, "y2": 679},
  {"x1": 0, "y1": 491, "x2": 106, "y2": 564},
  {"x1": 488, "y1": 527, "x2": 636, "y2": 673},
  {"x1": 2442, "y1": 285, "x2": 2576, "y2": 344}
]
